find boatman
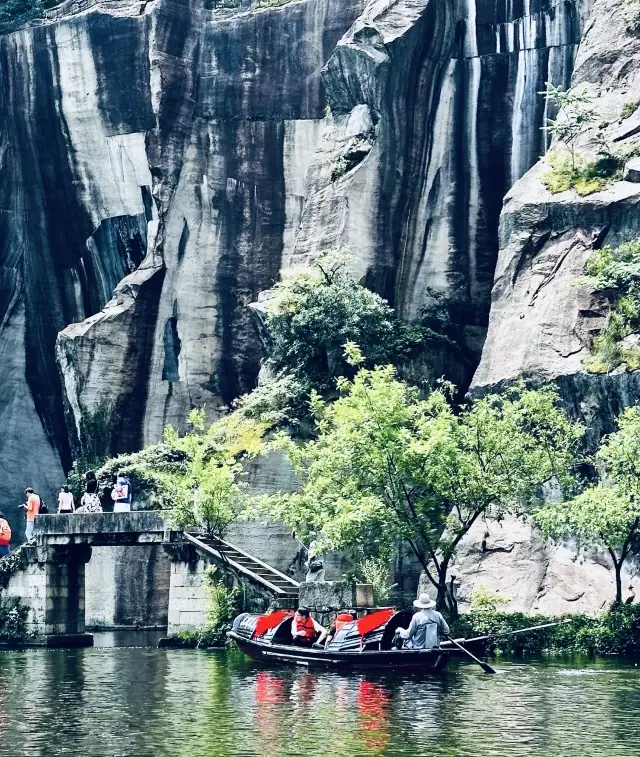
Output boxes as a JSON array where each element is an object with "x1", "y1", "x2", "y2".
[
  {"x1": 394, "y1": 592, "x2": 450, "y2": 650},
  {"x1": 291, "y1": 606, "x2": 328, "y2": 647}
]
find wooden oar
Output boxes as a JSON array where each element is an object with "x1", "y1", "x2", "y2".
[
  {"x1": 461, "y1": 618, "x2": 572, "y2": 645},
  {"x1": 444, "y1": 635, "x2": 496, "y2": 674}
]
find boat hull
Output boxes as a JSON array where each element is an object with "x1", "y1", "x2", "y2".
[{"x1": 229, "y1": 632, "x2": 452, "y2": 671}]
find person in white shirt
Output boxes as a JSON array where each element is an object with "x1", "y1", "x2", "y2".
[
  {"x1": 57, "y1": 486, "x2": 75, "y2": 514},
  {"x1": 395, "y1": 593, "x2": 450, "y2": 650}
]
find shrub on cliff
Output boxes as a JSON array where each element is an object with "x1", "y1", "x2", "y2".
[
  {"x1": 0, "y1": 0, "x2": 59, "y2": 34},
  {"x1": 577, "y1": 239, "x2": 640, "y2": 373},
  {"x1": 264, "y1": 253, "x2": 433, "y2": 396}
]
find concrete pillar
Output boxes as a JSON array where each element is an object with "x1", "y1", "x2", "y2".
[
  {"x1": 4, "y1": 544, "x2": 93, "y2": 646},
  {"x1": 164, "y1": 544, "x2": 209, "y2": 636}
]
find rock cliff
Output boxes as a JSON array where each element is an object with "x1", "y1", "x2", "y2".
[
  {"x1": 472, "y1": 0, "x2": 640, "y2": 438},
  {"x1": 0, "y1": 0, "x2": 588, "y2": 539}
]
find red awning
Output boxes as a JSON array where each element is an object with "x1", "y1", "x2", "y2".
[
  {"x1": 356, "y1": 609, "x2": 395, "y2": 637},
  {"x1": 253, "y1": 610, "x2": 293, "y2": 638}
]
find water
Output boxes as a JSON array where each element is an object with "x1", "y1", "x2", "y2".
[{"x1": 1, "y1": 642, "x2": 639, "y2": 757}]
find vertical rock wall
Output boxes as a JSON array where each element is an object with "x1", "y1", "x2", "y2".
[{"x1": 0, "y1": 0, "x2": 591, "y2": 542}]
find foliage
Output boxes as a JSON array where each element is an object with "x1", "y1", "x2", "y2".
[
  {"x1": 231, "y1": 372, "x2": 309, "y2": 431},
  {"x1": 452, "y1": 605, "x2": 640, "y2": 657},
  {"x1": 541, "y1": 84, "x2": 597, "y2": 175},
  {"x1": 265, "y1": 254, "x2": 431, "y2": 396},
  {"x1": 172, "y1": 569, "x2": 241, "y2": 648},
  {"x1": 623, "y1": 0, "x2": 640, "y2": 35},
  {"x1": 202, "y1": 567, "x2": 242, "y2": 646},
  {"x1": 622, "y1": 100, "x2": 639, "y2": 120},
  {"x1": 536, "y1": 407, "x2": 640, "y2": 604},
  {"x1": 576, "y1": 238, "x2": 640, "y2": 373},
  {"x1": 469, "y1": 585, "x2": 510, "y2": 612},
  {"x1": 0, "y1": 598, "x2": 29, "y2": 643},
  {"x1": 0, "y1": 547, "x2": 26, "y2": 590},
  {"x1": 154, "y1": 411, "x2": 265, "y2": 533},
  {"x1": 253, "y1": 355, "x2": 583, "y2": 611},
  {"x1": 358, "y1": 555, "x2": 396, "y2": 604},
  {"x1": 330, "y1": 157, "x2": 348, "y2": 182},
  {"x1": 0, "y1": 0, "x2": 59, "y2": 34},
  {"x1": 540, "y1": 148, "x2": 624, "y2": 196}
]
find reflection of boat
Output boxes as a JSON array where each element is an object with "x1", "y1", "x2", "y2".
[{"x1": 229, "y1": 609, "x2": 454, "y2": 671}]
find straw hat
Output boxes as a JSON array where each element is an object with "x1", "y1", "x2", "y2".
[{"x1": 413, "y1": 592, "x2": 436, "y2": 609}]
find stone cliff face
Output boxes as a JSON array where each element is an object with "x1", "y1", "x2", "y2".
[
  {"x1": 0, "y1": 0, "x2": 588, "y2": 541},
  {"x1": 471, "y1": 0, "x2": 640, "y2": 439}
]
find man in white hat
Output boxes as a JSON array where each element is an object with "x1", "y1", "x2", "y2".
[{"x1": 394, "y1": 592, "x2": 450, "y2": 650}]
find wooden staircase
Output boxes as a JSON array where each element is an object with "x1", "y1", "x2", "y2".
[{"x1": 184, "y1": 532, "x2": 300, "y2": 599}]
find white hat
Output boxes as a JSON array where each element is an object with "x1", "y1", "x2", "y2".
[{"x1": 413, "y1": 592, "x2": 436, "y2": 609}]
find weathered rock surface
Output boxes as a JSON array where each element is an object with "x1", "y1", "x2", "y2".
[
  {"x1": 449, "y1": 516, "x2": 639, "y2": 614},
  {"x1": 470, "y1": 0, "x2": 640, "y2": 438}
]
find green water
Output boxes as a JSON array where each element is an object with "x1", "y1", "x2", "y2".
[{"x1": 1, "y1": 636, "x2": 639, "y2": 757}]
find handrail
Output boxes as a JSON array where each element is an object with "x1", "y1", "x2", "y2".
[
  {"x1": 210, "y1": 535, "x2": 300, "y2": 588},
  {"x1": 184, "y1": 533, "x2": 297, "y2": 596}
]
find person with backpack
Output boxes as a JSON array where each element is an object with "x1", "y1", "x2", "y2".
[
  {"x1": 0, "y1": 511, "x2": 11, "y2": 557},
  {"x1": 19, "y1": 488, "x2": 41, "y2": 540},
  {"x1": 111, "y1": 472, "x2": 132, "y2": 513}
]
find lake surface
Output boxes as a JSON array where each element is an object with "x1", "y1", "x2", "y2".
[{"x1": 1, "y1": 636, "x2": 639, "y2": 757}]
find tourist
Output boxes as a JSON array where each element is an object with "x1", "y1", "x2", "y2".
[
  {"x1": 324, "y1": 610, "x2": 356, "y2": 647},
  {"x1": 291, "y1": 607, "x2": 327, "y2": 647},
  {"x1": 20, "y1": 488, "x2": 41, "y2": 541},
  {"x1": 57, "y1": 486, "x2": 75, "y2": 514},
  {"x1": 394, "y1": 593, "x2": 450, "y2": 650},
  {"x1": 85, "y1": 471, "x2": 98, "y2": 494},
  {"x1": 0, "y1": 511, "x2": 11, "y2": 557},
  {"x1": 78, "y1": 488, "x2": 102, "y2": 513},
  {"x1": 111, "y1": 472, "x2": 132, "y2": 513}
]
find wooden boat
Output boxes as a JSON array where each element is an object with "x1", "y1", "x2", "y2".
[{"x1": 229, "y1": 608, "x2": 456, "y2": 671}]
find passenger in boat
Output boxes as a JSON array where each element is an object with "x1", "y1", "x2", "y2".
[
  {"x1": 394, "y1": 592, "x2": 450, "y2": 650},
  {"x1": 291, "y1": 607, "x2": 328, "y2": 647},
  {"x1": 324, "y1": 610, "x2": 356, "y2": 647}
]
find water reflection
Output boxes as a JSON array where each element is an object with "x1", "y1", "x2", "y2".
[{"x1": 0, "y1": 647, "x2": 639, "y2": 757}]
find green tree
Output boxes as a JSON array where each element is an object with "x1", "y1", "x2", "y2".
[
  {"x1": 542, "y1": 83, "x2": 596, "y2": 175},
  {"x1": 159, "y1": 409, "x2": 264, "y2": 536},
  {"x1": 256, "y1": 347, "x2": 582, "y2": 611},
  {"x1": 265, "y1": 254, "x2": 426, "y2": 394},
  {"x1": 537, "y1": 406, "x2": 640, "y2": 604}
]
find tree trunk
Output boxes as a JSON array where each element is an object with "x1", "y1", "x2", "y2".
[
  {"x1": 614, "y1": 560, "x2": 623, "y2": 606},
  {"x1": 435, "y1": 559, "x2": 457, "y2": 617}
]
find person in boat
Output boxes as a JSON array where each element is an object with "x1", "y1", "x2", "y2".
[
  {"x1": 324, "y1": 609, "x2": 356, "y2": 647},
  {"x1": 394, "y1": 592, "x2": 450, "y2": 650},
  {"x1": 291, "y1": 606, "x2": 328, "y2": 647}
]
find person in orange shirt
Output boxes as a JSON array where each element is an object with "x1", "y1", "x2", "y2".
[{"x1": 20, "y1": 488, "x2": 41, "y2": 541}]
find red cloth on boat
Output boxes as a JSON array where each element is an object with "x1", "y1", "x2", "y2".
[
  {"x1": 356, "y1": 609, "x2": 395, "y2": 637},
  {"x1": 253, "y1": 610, "x2": 293, "y2": 638}
]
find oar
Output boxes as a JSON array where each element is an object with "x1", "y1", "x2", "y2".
[
  {"x1": 461, "y1": 618, "x2": 572, "y2": 645},
  {"x1": 444, "y1": 635, "x2": 496, "y2": 674}
]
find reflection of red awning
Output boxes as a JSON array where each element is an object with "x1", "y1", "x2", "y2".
[
  {"x1": 356, "y1": 609, "x2": 394, "y2": 637},
  {"x1": 253, "y1": 610, "x2": 293, "y2": 638}
]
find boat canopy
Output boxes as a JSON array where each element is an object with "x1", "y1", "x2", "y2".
[{"x1": 231, "y1": 608, "x2": 412, "y2": 651}]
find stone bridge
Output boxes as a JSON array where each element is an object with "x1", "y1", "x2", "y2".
[{"x1": 2, "y1": 513, "x2": 299, "y2": 647}]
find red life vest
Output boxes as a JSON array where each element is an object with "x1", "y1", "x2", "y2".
[
  {"x1": 334, "y1": 613, "x2": 354, "y2": 632},
  {"x1": 295, "y1": 615, "x2": 316, "y2": 639}
]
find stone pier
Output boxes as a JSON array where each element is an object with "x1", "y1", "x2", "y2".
[{"x1": 3, "y1": 543, "x2": 92, "y2": 646}]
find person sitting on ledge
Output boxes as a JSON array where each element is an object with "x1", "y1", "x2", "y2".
[
  {"x1": 291, "y1": 607, "x2": 327, "y2": 648},
  {"x1": 394, "y1": 592, "x2": 450, "y2": 650}
]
